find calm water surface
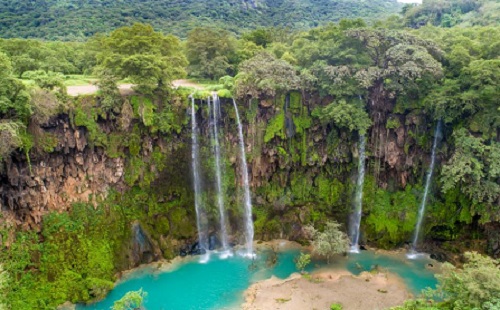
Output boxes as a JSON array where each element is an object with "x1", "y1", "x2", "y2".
[{"x1": 79, "y1": 249, "x2": 437, "y2": 310}]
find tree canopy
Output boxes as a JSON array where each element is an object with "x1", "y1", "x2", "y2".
[{"x1": 96, "y1": 23, "x2": 187, "y2": 93}]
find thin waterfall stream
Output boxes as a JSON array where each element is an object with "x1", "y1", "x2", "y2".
[
  {"x1": 350, "y1": 134, "x2": 366, "y2": 253},
  {"x1": 233, "y1": 99, "x2": 255, "y2": 257},
  {"x1": 190, "y1": 96, "x2": 208, "y2": 256},
  {"x1": 409, "y1": 120, "x2": 442, "y2": 257},
  {"x1": 210, "y1": 94, "x2": 230, "y2": 253}
]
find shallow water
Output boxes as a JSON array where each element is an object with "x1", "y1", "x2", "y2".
[
  {"x1": 79, "y1": 249, "x2": 437, "y2": 309},
  {"x1": 342, "y1": 251, "x2": 438, "y2": 295}
]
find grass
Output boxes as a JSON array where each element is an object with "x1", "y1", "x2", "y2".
[
  {"x1": 275, "y1": 298, "x2": 291, "y2": 303},
  {"x1": 63, "y1": 75, "x2": 97, "y2": 86}
]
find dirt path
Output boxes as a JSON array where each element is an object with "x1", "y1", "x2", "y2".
[{"x1": 66, "y1": 79, "x2": 203, "y2": 96}]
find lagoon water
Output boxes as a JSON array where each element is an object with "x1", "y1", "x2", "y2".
[
  {"x1": 343, "y1": 251, "x2": 438, "y2": 295},
  {"x1": 79, "y1": 249, "x2": 437, "y2": 310}
]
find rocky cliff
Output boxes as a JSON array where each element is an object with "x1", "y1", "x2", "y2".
[{"x1": 0, "y1": 92, "x2": 497, "y2": 260}]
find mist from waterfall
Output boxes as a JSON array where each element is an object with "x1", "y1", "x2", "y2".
[
  {"x1": 210, "y1": 94, "x2": 229, "y2": 252},
  {"x1": 410, "y1": 120, "x2": 442, "y2": 255},
  {"x1": 233, "y1": 99, "x2": 255, "y2": 257},
  {"x1": 190, "y1": 96, "x2": 208, "y2": 252},
  {"x1": 350, "y1": 134, "x2": 366, "y2": 253}
]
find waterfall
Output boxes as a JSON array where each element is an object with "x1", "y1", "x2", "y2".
[
  {"x1": 233, "y1": 99, "x2": 255, "y2": 257},
  {"x1": 349, "y1": 134, "x2": 366, "y2": 253},
  {"x1": 410, "y1": 120, "x2": 442, "y2": 255},
  {"x1": 190, "y1": 96, "x2": 208, "y2": 253},
  {"x1": 210, "y1": 94, "x2": 230, "y2": 252}
]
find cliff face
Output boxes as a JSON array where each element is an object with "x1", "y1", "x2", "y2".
[
  {"x1": 0, "y1": 93, "x2": 497, "y2": 258},
  {"x1": 0, "y1": 115, "x2": 125, "y2": 230}
]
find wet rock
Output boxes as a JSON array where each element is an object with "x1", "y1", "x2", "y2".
[
  {"x1": 130, "y1": 221, "x2": 161, "y2": 267},
  {"x1": 208, "y1": 234, "x2": 219, "y2": 251}
]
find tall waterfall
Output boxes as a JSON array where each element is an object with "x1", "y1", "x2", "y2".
[
  {"x1": 410, "y1": 120, "x2": 442, "y2": 255},
  {"x1": 233, "y1": 99, "x2": 255, "y2": 257},
  {"x1": 190, "y1": 96, "x2": 208, "y2": 252},
  {"x1": 350, "y1": 134, "x2": 366, "y2": 253},
  {"x1": 210, "y1": 94, "x2": 229, "y2": 252}
]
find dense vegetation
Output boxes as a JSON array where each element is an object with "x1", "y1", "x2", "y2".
[
  {"x1": 0, "y1": 0, "x2": 499, "y2": 309},
  {"x1": 0, "y1": 0, "x2": 402, "y2": 40}
]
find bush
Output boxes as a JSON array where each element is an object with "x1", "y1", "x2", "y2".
[{"x1": 294, "y1": 252, "x2": 311, "y2": 273}]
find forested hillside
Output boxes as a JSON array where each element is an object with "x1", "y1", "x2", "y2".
[
  {"x1": 0, "y1": 0, "x2": 402, "y2": 40},
  {"x1": 402, "y1": 0, "x2": 500, "y2": 28}
]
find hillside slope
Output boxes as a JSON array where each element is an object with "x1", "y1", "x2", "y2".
[{"x1": 0, "y1": 0, "x2": 402, "y2": 40}]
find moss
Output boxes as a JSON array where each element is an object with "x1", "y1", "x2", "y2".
[
  {"x1": 126, "y1": 125, "x2": 142, "y2": 157},
  {"x1": 385, "y1": 117, "x2": 400, "y2": 129},
  {"x1": 140, "y1": 97, "x2": 155, "y2": 127},
  {"x1": 289, "y1": 91, "x2": 302, "y2": 110},
  {"x1": 264, "y1": 110, "x2": 285, "y2": 143},
  {"x1": 106, "y1": 132, "x2": 126, "y2": 158},
  {"x1": 124, "y1": 157, "x2": 144, "y2": 186}
]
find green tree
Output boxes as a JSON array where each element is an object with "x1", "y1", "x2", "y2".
[
  {"x1": 235, "y1": 52, "x2": 300, "y2": 98},
  {"x1": 96, "y1": 23, "x2": 187, "y2": 93},
  {"x1": 242, "y1": 28, "x2": 274, "y2": 47},
  {"x1": 186, "y1": 28, "x2": 237, "y2": 80},
  {"x1": 95, "y1": 68, "x2": 123, "y2": 118},
  {"x1": 314, "y1": 99, "x2": 372, "y2": 135},
  {"x1": 436, "y1": 252, "x2": 500, "y2": 309},
  {"x1": 305, "y1": 221, "x2": 349, "y2": 263},
  {"x1": 112, "y1": 289, "x2": 147, "y2": 310},
  {"x1": 441, "y1": 129, "x2": 500, "y2": 216},
  {"x1": 23, "y1": 70, "x2": 66, "y2": 93},
  {"x1": 294, "y1": 252, "x2": 311, "y2": 274}
]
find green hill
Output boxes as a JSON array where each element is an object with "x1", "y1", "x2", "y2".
[
  {"x1": 0, "y1": 0, "x2": 402, "y2": 40},
  {"x1": 403, "y1": 0, "x2": 500, "y2": 28}
]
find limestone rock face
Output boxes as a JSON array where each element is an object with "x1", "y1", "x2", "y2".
[{"x1": 0, "y1": 117, "x2": 125, "y2": 230}]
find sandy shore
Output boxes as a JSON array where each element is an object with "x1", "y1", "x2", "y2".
[{"x1": 243, "y1": 268, "x2": 411, "y2": 310}]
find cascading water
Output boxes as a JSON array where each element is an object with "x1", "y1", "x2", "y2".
[
  {"x1": 409, "y1": 121, "x2": 442, "y2": 257},
  {"x1": 190, "y1": 96, "x2": 208, "y2": 257},
  {"x1": 210, "y1": 94, "x2": 230, "y2": 253},
  {"x1": 233, "y1": 99, "x2": 255, "y2": 257},
  {"x1": 349, "y1": 134, "x2": 366, "y2": 253}
]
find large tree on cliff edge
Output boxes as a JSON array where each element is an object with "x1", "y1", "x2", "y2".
[
  {"x1": 323, "y1": 29, "x2": 443, "y2": 112},
  {"x1": 96, "y1": 23, "x2": 188, "y2": 94}
]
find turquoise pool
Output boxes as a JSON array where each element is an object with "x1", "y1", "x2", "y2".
[{"x1": 79, "y1": 249, "x2": 437, "y2": 310}]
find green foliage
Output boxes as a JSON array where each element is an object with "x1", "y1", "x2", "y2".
[
  {"x1": 264, "y1": 110, "x2": 285, "y2": 143},
  {"x1": 23, "y1": 70, "x2": 66, "y2": 92},
  {"x1": 0, "y1": 264, "x2": 7, "y2": 310},
  {"x1": 403, "y1": 0, "x2": 498, "y2": 29},
  {"x1": 364, "y1": 183, "x2": 419, "y2": 247},
  {"x1": 0, "y1": 121, "x2": 25, "y2": 161},
  {"x1": 186, "y1": 28, "x2": 237, "y2": 80},
  {"x1": 315, "y1": 100, "x2": 371, "y2": 135},
  {"x1": 0, "y1": 1, "x2": 402, "y2": 41},
  {"x1": 294, "y1": 252, "x2": 311, "y2": 273},
  {"x1": 441, "y1": 128, "x2": 500, "y2": 216},
  {"x1": 112, "y1": 289, "x2": 147, "y2": 310},
  {"x1": 235, "y1": 52, "x2": 300, "y2": 98},
  {"x1": 435, "y1": 252, "x2": 500, "y2": 309},
  {"x1": 386, "y1": 117, "x2": 401, "y2": 129},
  {"x1": 96, "y1": 23, "x2": 187, "y2": 93},
  {"x1": 72, "y1": 99, "x2": 107, "y2": 146},
  {"x1": 95, "y1": 69, "x2": 123, "y2": 116},
  {"x1": 305, "y1": 221, "x2": 349, "y2": 263},
  {"x1": 330, "y1": 303, "x2": 344, "y2": 310},
  {"x1": 0, "y1": 203, "x2": 125, "y2": 309}
]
